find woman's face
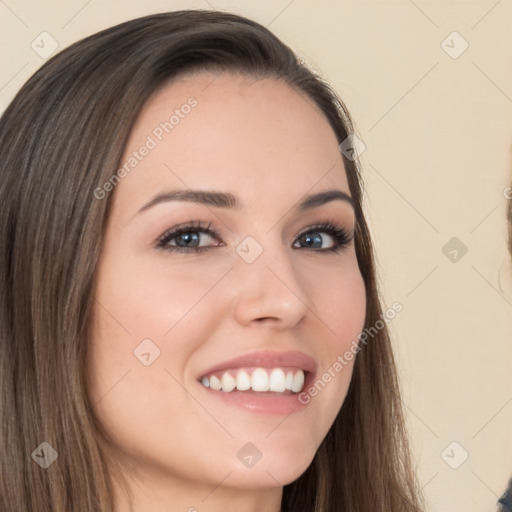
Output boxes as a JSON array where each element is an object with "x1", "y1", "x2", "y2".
[{"x1": 87, "y1": 72, "x2": 366, "y2": 495}]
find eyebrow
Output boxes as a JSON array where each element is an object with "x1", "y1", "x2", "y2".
[{"x1": 135, "y1": 188, "x2": 354, "y2": 216}]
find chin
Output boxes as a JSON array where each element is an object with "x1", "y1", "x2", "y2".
[
  {"x1": 220, "y1": 437, "x2": 318, "y2": 489},
  {"x1": 222, "y1": 459, "x2": 314, "y2": 490}
]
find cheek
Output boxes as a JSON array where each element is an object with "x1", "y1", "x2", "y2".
[
  {"x1": 91, "y1": 253, "x2": 231, "y2": 349},
  {"x1": 304, "y1": 253, "x2": 367, "y2": 351},
  {"x1": 85, "y1": 257, "x2": 233, "y2": 474},
  {"x1": 298, "y1": 256, "x2": 366, "y2": 425},
  {"x1": 321, "y1": 273, "x2": 366, "y2": 341},
  {"x1": 86, "y1": 253, "x2": 233, "y2": 409}
]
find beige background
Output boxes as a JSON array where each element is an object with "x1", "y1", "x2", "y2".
[{"x1": 1, "y1": 1, "x2": 511, "y2": 510}]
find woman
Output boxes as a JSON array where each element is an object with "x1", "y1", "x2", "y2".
[{"x1": 0, "y1": 10, "x2": 424, "y2": 511}]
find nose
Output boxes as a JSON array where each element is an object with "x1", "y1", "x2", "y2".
[{"x1": 232, "y1": 242, "x2": 309, "y2": 329}]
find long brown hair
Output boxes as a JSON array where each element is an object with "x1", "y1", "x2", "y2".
[{"x1": 0, "y1": 10, "x2": 424, "y2": 511}]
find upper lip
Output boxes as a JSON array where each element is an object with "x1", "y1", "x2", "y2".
[{"x1": 198, "y1": 350, "x2": 317, "y2": 378}]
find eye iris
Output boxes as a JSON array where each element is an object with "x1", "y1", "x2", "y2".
[
  {"x1": 300, "y1": 232, "x2": 322, "y2": 248},
  {"x1": 176, "y1": 232, "x2": 200, "y2": 247}
]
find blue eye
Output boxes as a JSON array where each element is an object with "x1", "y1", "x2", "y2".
[
  {"x1": 156, "y1": 221, "x2": 353, "y2": 254},
  {"x1": 293, "y1": 223, "x2": 352, "y2": 252},
  {"x1": 156, "y1": 222, "x2": 220, "y2": 253}
]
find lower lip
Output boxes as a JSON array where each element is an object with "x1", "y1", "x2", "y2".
[{"x1": 197, "y1": 374, "x2": 314, "y2": 415}]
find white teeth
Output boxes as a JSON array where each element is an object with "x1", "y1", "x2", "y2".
[
  {"x1": 221, "y1": 373, "x2": 236, "y2": 392},
  {"x1": 251, "y1": 368, "x2": 269, "y2": 391},
  {"x1": 291, "y1": 370, "x2": 305, "y2": 393},
  {"x1": 269, "y1": 369, "x2": 286, "y2": 392},
  {"x1": 200, "y1": 368, "x2": 306, "y2": 393},
  {"x1": 209, "y1": 375, "x2": 222, "y2": 391},
  {"x1": 285, "y1": 371, "x2": 294, "y2": 390},
  {"x1": 236, "y1": 370, "x2": 251, "y2": 391}
]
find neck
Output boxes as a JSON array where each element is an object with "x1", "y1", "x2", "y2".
[{"x1": 111, "y1": 466, "x2": 283, "y2": 512}]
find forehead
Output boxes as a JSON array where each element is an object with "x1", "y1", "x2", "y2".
[{"x1": 112, "y1": 72, "x2": 350, "y2": 216}]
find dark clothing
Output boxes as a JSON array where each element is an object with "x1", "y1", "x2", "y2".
[{"x1": 498, "y1": 479, "x2": 512, "y2": 511}]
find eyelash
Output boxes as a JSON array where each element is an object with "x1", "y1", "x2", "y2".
[{"x1": 155, "y1": 220, "x2": 353, "y2": 254}]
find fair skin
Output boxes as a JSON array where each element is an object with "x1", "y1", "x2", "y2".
[{"x1": 86, "y1": 71, "x2": 366, "y2": 512}]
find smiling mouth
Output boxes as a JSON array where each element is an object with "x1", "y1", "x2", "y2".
[{"x1": 199, "y1": 367, "x2": 306, "y2": 394}]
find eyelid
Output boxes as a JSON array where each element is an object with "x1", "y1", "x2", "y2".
[
  {"x1": 294, "y1": 215, "x2": 354, "y2": 238},
  {"x1": 155, "y1": 221, "x2": 221, "y2": 249}
]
